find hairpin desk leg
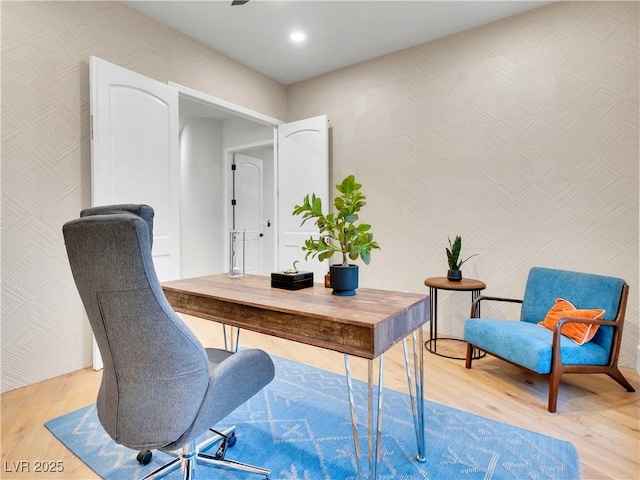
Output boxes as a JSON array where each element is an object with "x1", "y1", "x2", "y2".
[
  {"x1": 403, "y1": 327, "x2": 426, "y2": 462},
  {"x1": 344, "y1": 354, "x2": 384, "y2": 480}
]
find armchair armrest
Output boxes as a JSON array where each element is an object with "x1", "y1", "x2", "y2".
[
  {"x1": 470, "y1": 295, "x2": 522, "y2": 318},
  {"x1": 556, "y1": 316, "x2": 615, "y2": 328},
  {"x1": 551, "y1": 316, "x2": 616, "y2": 348},
  {"x1": 551, "y1": 316, "x2": 617, "y2": 369}
]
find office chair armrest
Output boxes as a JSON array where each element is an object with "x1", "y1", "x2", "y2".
[
  {"x1": 210, "y1": 348, "x2": 275, "y2": 404},
  {"x1": 470, "y1": 295, "x2": 522, "y2": 318}
]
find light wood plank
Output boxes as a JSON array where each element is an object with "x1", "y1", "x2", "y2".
[{"x1": 1, "y1": 314, "x2": 638, "y2": 479}]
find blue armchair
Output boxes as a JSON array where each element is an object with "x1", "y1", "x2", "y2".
[{"x1": 464, "y1": 267, "x2": 635, "y2": 412}]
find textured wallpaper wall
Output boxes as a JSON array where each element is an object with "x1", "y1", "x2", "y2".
[
  {"x1": 287, "y1": 1, "x2": 639, "y2": 368},
  {"x1": 1, "y1": 1, "x2": 638, "y2": 393},
  {"x1": 1, "y1": 1, "x2": 287, "y2": 392}
]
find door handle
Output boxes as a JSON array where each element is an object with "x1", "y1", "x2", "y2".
[{"x1": 259, "y1": 233, "x2": 264, "y2": 237}]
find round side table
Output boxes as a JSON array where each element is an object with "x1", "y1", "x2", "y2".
[{"x1": 424, "y1": 277, "x2": 486, "y2": 360}]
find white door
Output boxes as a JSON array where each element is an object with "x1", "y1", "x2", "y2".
[
  {"x1": 90, "y1": 56, "x2": 180, "y2": 282},
  {"x1": 90, "y1": 56, "x2": 180, "y2": 369},
  {"x1": 233, "y1": 154, "x2": 265, "y2": 275},
  {"x1": 277, "y1": 115, "x2": 330, "y2": 281}
]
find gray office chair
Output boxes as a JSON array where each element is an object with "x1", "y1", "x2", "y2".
[{"x1": 63, "y1": 204, "x2": 274, "y2": 480}]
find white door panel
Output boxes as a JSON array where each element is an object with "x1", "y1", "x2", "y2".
[
  {"x1": 277, "y1": 115, "x2": 329, "y2": 281},
  {"x1": 90, "y1": 56, "x2": 180, "y2": 370},
  {"x1": 90, "y1": 56, "x2": 180, "y2": 282},
  {"x1": 234, "y1": 154, "x2": 264, "y2": 275}
]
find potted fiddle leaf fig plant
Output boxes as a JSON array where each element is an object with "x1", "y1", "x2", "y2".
[
  {"x1": 292, "y1": 174, "x2": 380, "y2": 296},
  {"x1": 446, "y1": 235, "x2": 477, "y2": 282}
]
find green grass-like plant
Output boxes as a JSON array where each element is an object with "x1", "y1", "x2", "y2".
[{"x1": 446, "y1": 235, "x2": 477, "y2": 271}]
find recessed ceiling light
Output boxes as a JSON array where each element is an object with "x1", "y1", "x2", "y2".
[{"x1": 290, "y1": 31, "x2": 306, "y2": 43}]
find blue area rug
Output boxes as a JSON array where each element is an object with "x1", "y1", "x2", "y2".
[{"x1": 46, "y1": 355, "x2": 579, "y2": 479}]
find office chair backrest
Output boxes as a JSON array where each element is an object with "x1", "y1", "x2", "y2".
[
  {"x1": 521, "y1": 267, "x2": 626, "y2": 356},
  {"x1": 63, "y1": 209, "x2": 210, "y2": 450},
  {"x1": 81, "y1": 203, "x2": 155, "y2": 247}
]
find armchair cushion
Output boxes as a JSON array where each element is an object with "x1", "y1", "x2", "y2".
[
  {"x1": 538, "y1": 298, "x2": 604, "y2": 345},
  {"x1": 464, "y1": 319, "x2": 609, "y2": 374}
]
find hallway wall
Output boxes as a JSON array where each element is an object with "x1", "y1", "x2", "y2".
[{"x1": 180, "y1": 118, "x2": 224, "y2": 278}]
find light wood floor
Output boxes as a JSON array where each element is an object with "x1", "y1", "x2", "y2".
[{"x1": 2, "y1": 314, "x2": 639, "y2": 479}]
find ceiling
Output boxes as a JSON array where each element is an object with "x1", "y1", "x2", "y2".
[{"x1": 125, "y1": 1, "x2": 551, "y2": 85}]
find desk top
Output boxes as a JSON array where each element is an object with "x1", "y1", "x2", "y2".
[
  {"x1": 424, "y1": 277, "x2": 486, "y2": 291},
  {"x1": 162, "y1": 274, "x2": 429, "y2": 359}
]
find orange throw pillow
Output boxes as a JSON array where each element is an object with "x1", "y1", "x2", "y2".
[{"x1": 538, "y1": 298, "x2": 605, "y2": 345}]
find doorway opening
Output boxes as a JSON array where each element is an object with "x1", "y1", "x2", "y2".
[
  {"x1": 228, "y1": 142, "x2": 275, "y2": 277},
  {"x1": 90, "y1": 57, "x2": 329, "y2": 371},
  {"x1": 178, "y1": 95, "x2": 276, "y2": 279}
]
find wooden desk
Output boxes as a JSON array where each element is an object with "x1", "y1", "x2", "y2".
[{"x1": 162, "y1": 274, "x2": 429, "y2": 479}]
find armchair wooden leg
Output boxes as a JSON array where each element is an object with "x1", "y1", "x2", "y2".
[
  {"x1": 548, "y1": 370, "x2": 561, "y2": 413},
  {"x1": 465, "y1": 343, "x2": 474, "y2": 369},
  {"x1": 607, "y1": 367, "x2": 636, "y2": 392}
]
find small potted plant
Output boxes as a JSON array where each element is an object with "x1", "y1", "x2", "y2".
[
  {"x1": 292, "y1": 174, "x2": 380, "y2": 296},
  {"x1": 446, "y1": 235, "x2": 477, "y2": 281}
]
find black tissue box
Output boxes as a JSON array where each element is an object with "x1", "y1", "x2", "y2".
[{"x1": 271, "y1": 271, "x2": 314, "y2": 290}]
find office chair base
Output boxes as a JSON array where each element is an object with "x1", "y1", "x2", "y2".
[
  {"x1": 138, "y1": 426, "x2": 235, "y2": 466},
  {"x1": 141, "y1": 427, "x2": 270, "y2": 480},
  {"x1": 198, "y1": 453, "x2": 271, "y2": 478}
]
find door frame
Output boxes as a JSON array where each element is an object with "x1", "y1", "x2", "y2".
[
  {"x1": 171, "y1": 82, "x2": 284, "y2": 273},
  {"x1": 170, "y1": 82, "x2": 283, "y2": 127},
  {"x1": 89, "y1": 62, "x2": 327, "y2": 372}
]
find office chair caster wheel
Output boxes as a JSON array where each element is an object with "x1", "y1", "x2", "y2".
[
  {"x1": 137, "y1": 450, "x2": 153, "y2": 465},
  {"x1": 214, "y1": 432, "x2": 236, "y2": 459}
]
